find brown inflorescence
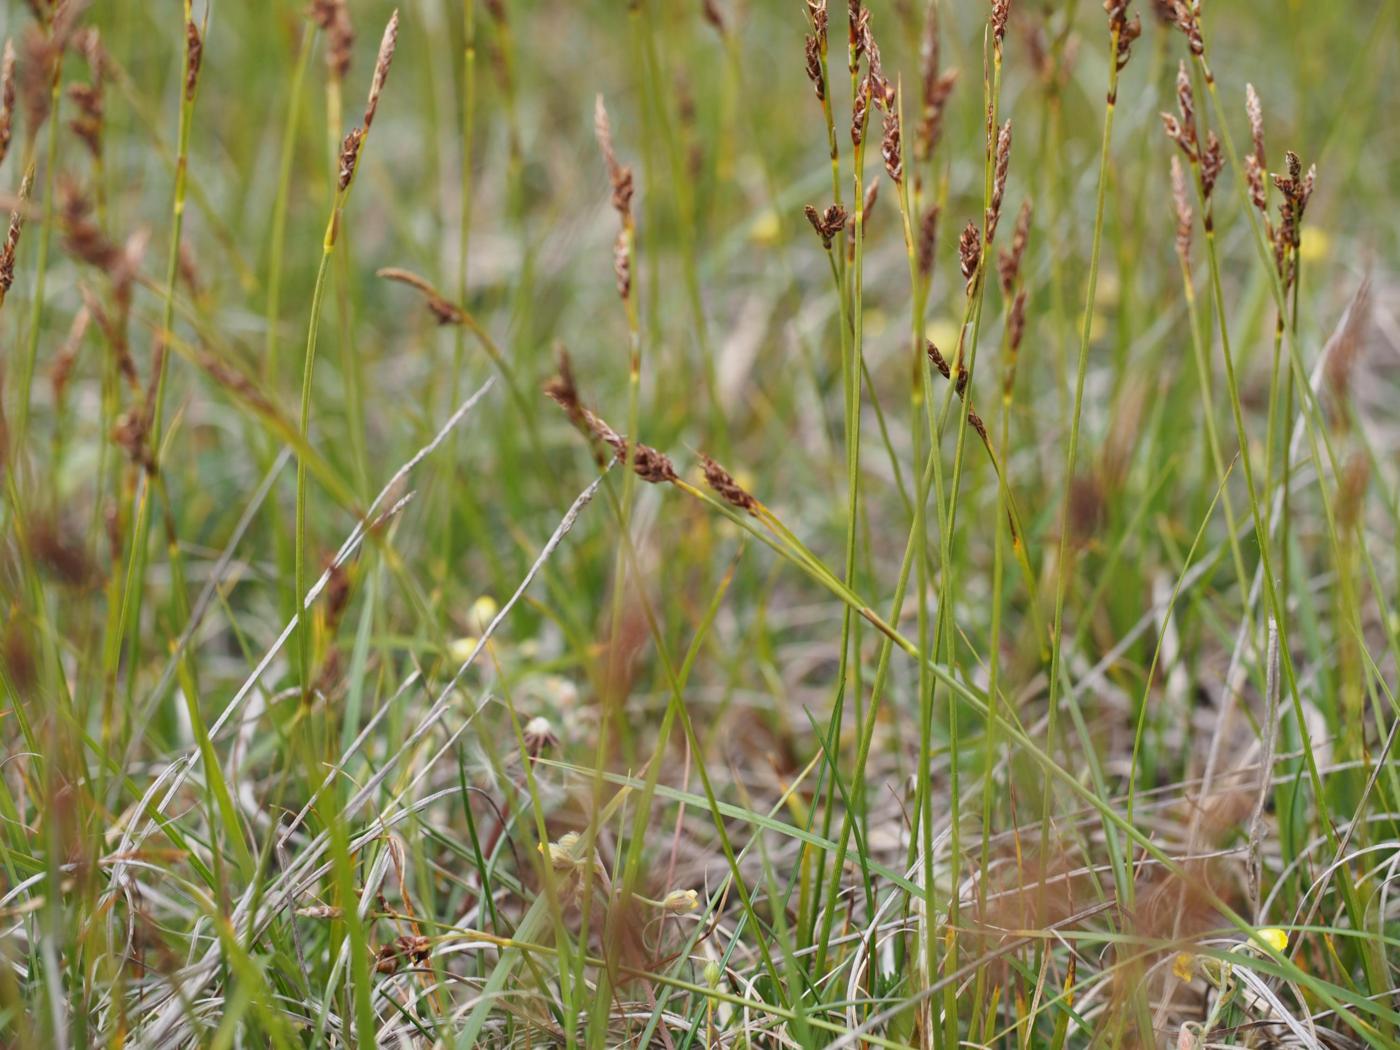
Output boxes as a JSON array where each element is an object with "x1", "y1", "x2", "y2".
[
  {"x1": 958, "y1": 221, "x2": 980, "y2": 291},
  {"x1": 699, "y1": 454, "x2": 758, "y2": 515}
]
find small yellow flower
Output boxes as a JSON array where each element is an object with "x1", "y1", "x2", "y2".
[
  {"x1": 660, "y1": 888, "x2": 699, "y2": 913},
  {"x1": 469, "y1": 595, "x2": 498, "y2": 632},
  {"x1": 1256, "y1": 927, "x2": 1288, "y2": 953},
  {"x1": 448, "y1": 636, "x2": 480, "y2": 663},
  {"x1": 1172, "y1": 952, "x2": 1196, "y2": 982},
  {"x1": 750, "y1": 210, "x2": 781, "y2": 245}
]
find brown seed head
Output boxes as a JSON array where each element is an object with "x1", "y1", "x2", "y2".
[
  {"x1": 0, "y1": 208, "x2": 20, "y2": 295},
  {"x1": 997, "y1": 198, "x2": 1031, "y2": 295},
  {"x1": 1170, "y1": 155, "x2": 1192, "y2": 262},
  {"x1": 880, "y1": 99, "x2": 902, "y2": 183},
  {"x1": 594, "y1": 95, "x2": 635, "y2": 219},
  {"x1": 700, "y1": 0, "x2": 726, "y2": 34},
  {"x1": 985, "y1": 119, "x2": 1012, "y2": 242},
  {"x1": 699, "y1": 453, "x2": 757, "y2": 514},
  {"x1": 1007, "y1": 286, "x2": 1027, "y2": 352},
  {"x1": 184, "y1": 19, "x2": 203, "y2": 102},
  {"x1": 1198, "y1": 131, "x2": 1223, "y2": 202},
  {"x1": 804, "y1": 35, "x2": 825, "y2": 100},
  {"x1": 803, "y1": 203, "x2": 846, "y2": 250},
  {"x1": 851, "y1": 74, "x2": 871, "y2": 147},
  {"x1": 1104, "y1": 0, "x2": 1141, "y2": 72},
  {"x1": 917, "y1": 203, "x2": 940, "y2": 278},
  {"x1": 377, "y1": 267, "x2": 466, "y2": 325},
  {"x1": 310, "y1": 0, "x2": 355, "y2": 82},
  {"x1": 67, "y1": 80, "x2": 102, "y2": 158},
  {"x1": 990, "y1": 0, "x2": 1011, "y2": 46},
  {"x1": 1169, "y1": 0, "x2": 1204, "y2": 56},
  {"x1": 0, "y1": 40, "x2": 14, "y2": 168},
  {"x1": 363, "y1": 9, "x2": 399, "y2": 129},
  {"x1": 958, "y1": 221, "x2": 980, "y2": 291},
  {"x1": 337, "y1": 126, "x2": 364, "y2": 190}
]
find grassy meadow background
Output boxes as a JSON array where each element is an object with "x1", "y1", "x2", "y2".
[{"x1": 0, "y1": 0, "x2": 1397, "y2": 1045}]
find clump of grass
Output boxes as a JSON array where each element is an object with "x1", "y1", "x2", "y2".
[{"x1": 0, "y1": 0, "x2": 1396, "y2": 1047}]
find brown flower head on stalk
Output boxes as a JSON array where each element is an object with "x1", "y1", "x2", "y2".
[
  {"x1": 880, "y1": 94, "x2": 902, "y2": 183},
  {"x1": 1169, "y1": 0, "x2": 1204, "y2": 57},
  {"x1": 1244, "y1": 83, "x2": 1268, "y2": 215},
  {"x1": 363, "y1": 9, "x2": 399, "y2": 129},
  {"x1": 376, "y1": 267, "x2": 466, "y2": 325},
  {"x1": 699, "y1": 453, "x2": 758, "y2": 514},
  {"x1": 958, "y1": 221, "x2": 980, "y2": 291},
  {"x1": 1104, "y1": 0, "x2": 1141, "y2": 75},
  {"x1": 850, "y1": 73, "x2": 870, "y2": 147},
  {"x1": 50, "y1": 305, "x2": 90, "y2": 408},
  {"x1": 990, "y1": 0, "x2": 1011, "y2": 47},
  {"x1": 1272, "y1": 150, "x2": 1315, "y2": 290},
  {"x1": 1162, "y1": 61, "x2": 1224, "y2": 209},
  {"x1": 804, "y1": 34, "x2": 824, "y2": 100},
  {"x1": 0, "y1": 40, "x2": 15, "y2": 168},
  {"x1": 545, "y1": 350, "x2": 677, "y2": 484},
  {"x1": 917, "y1": 203, "x2": 939, "y2": 277},
  {"x1": 700, "y1": 0, "x2": 726, "y2": 35},
  {"x1": 803, "y1": 203, "x2": 846, "y2": 249},
  {"x1": 0, "y1": 207, "x2": 21, "y2": 295},
  {"x1": 310, "y1": 0, "x2": 354, "y2": 82},
  {"x1": 595, "y1": 95, "x2": 635, "y2": 300},
  {"x1": 848, "y1": 0, "x2": 870, "y2": 73},
  {"x1": 1170, "y1": 155, "x2": 1192, "y2": 262},
  {"x1": 927, "y1": 341, "x2": 988, "y2": 440},
  {"x1": 68, "y1": 81, "x2": 102, "y2": 159},
  {"x1": 984, "y1": 119, "x2": 1012, "y2": 242},
  {"x1": 337, "y1": 126, "x2": 364, "y2": 190},
  {"x1": 996, "y1": 198, "x2": 1031, "y2": 294},
  {"x1": 184, "y1": 18, "x2": 203, "y2": 101},
  {"x1": 18, "y1": 27, "x2": 57, "y2": 135},
  {"x1": 916, "y1": 8, "x2": 957, "y2": 163},
  {"x1": 1007, "y1": 286, "x2": 1027, "y2": 352}
]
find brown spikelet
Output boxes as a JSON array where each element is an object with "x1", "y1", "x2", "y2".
[
  {"x1": 880, "y1": 98, "x2": 902, "y2": 183},
  {"x1": 1169, "y1": 0, "x2": 1204, "y2": 57},
  {"x1": 851, "y1": 74, "x2": 871, "y2": 147},
  {"x1": 363, "y1": 9, "x2": 399, "y2": 129},
  {"x1": 67, "y1": 80, "x2": 102, "y2": 159},
  {"x1": 699, "y1": 454, "x2": 757, "y2": 514},
  {"x1": 310, "y1": 0, "x2": 354, "y2": 81},
  {"x1": 1170, "y1": 155, "x2": 1192, "y2": 262},
  {"x1": 545, "y1": 359, "x2": 676, "y2": 484},
  {"x1": 958, "y1": 221, "x2": 980, "y2": 291},
  {"x1": 990, "y1": 0, "x2": 1011, "y2": 46},
  {"x1": 700, "y1": 0, "x2": 726, "y2": 34},
  {"x1": 30, "y1": 515, "x2": 96, "y2": 588},
  {"x1": 594, "y1": 95, "x2": 635, "y2": 221},
  {"x1": 1007, "y1": 286, "x2": 1027, "y2": 353},
  {"x1": 49, "y1": 304, "x2": 89, "y2": 408},
  {"x1": 1244, "y1": 83, "x2": 1267, "y2": 214},
  {"x1": 0, "y1": 207, "x2": 21, "y2": 295},
  {"x1": 376, "y1": 267, "x2": 467, "y2": 325},
  {"x1": 0, "y1": 40, "x2": 15, "y2": 168},
  {"x1": 1322, "y1": 279, "x2": 1372, "y2": 426},
  {"x1": 996, "y1": 199, "x2": 1030, "y2": 295},
  {"x1": 199, "y1": 350, "x2": 276, "y2": 418},
  {"x1": 184, "y1": 19, "x2": 203, "y2": 101},
  {"x1": 1104, "y1": 0, "x2": 1141, "y2": 75},
  {"x1": 803, "y1": 34, "x2": 825, "y2": 101},
  {"x1": 613, "y1": 229, "x2": 631, "y2": 300},
  {"x1": 337, "y1": 126, "x2": 364, "y2": 190},
  {"x1": 18, "y1": 27, "x2": 57, "y2": 134},
  {"x1": 58, "y1": 180, "x2": 122, "y2": 275},
  {"x1": 1199, "y1": 131, "x2": 1223, "y2": 203},
  {"x1": 917, "y1": 204, "x2": 939, "y2": 278},
  {"x1": 803, "y1": 203, "x2": 847, "y2": 250},
  {"x1": 322, "y1": 556, "x2": 352, "y2": 632},
  {"x1": 916, "y1": 8, "x2": 957, "y2": 164},
  {"x1": 862, "y1": 179, "x2": 878, "y2": 223},
  {"x1": 985, "y1": 119, "x2": 1012, "y2": 242}
]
